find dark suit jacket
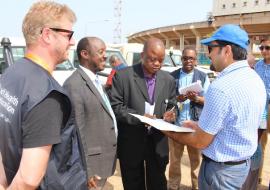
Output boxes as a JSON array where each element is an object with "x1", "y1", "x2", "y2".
[
  {"x1": 110, "y1": 63, "x2": 176, "y2": 166},
  {"x1": 63, "y1": 67, "x2": 117, "y2": 179}
]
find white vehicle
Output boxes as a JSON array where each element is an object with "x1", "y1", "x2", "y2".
[
  {"x1": 108, "y1": 43, "x2": 183, "y2": 72},
  {"x1": 108, "y1": 43, "x2": 216, "y2": 80},
  {"x1": 0, "y1": 37, "x2": 76, "y2": 85},
  {"x1": 71, "y1": 47, "x2": 127, "y2": 85}
]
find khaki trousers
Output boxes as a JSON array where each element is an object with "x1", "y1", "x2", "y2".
[
  {"x1": 259, "y1": 105, "x2": 270, "y2": 180},
  {"x1": 168, "y1": 138, "x2": 201, "y2": 190}
]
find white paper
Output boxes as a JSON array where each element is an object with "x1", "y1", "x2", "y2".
[
  {"x1": 179, "y1": 80, "x2": 203, "y2": 95},
  {"x1": 145, "y1": 102, "x2": 155, "y2": 115},
  {"x1": 129, "y1": 113, "x2": 194, "y2": 133}
]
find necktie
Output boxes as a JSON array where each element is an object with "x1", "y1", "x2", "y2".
[{"x1": 95, "y1": 75, "x2": 118, "y2": 136}]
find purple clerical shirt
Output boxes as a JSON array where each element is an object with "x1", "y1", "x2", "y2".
[{"x1": 143, "y1": 67, "x2": 156, "y2": 104}]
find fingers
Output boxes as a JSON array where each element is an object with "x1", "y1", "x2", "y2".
[
  {"x1": 163, "y1": 111, "x2": 176, "y2": 122},
  {"x1": 88, "y1": 175, "x2": 101, "y2": 188}
]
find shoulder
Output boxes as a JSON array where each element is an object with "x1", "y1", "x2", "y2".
[
  {"x1": 63, "y1": 69, "x2": 83, "y2": 89},
  {"x1": 194, "y1": 68, "x2": 207, "y2": 77},
  {"x1": 254, "y1": 59, "x2": 264, "y2": 70},
  {"x1": 170, "y1": 68, "x2": 181, "y2": 78},
  {"x1": 115, "y1": 63, "x2": 139, "y2": 77},
  {"x1": 158, "y1": 70, "x2": 175, "y2": 82}
]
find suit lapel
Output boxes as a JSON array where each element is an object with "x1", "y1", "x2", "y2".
[
  {"x1": 153, "y1": 70, "x2": 165, "y2": 104},
  {"x1": 133, "y1": 64, "x2": 150, "y2": 102},
  {"x1": 77, "y1": 68, "x2": 112, "y2": 116}
]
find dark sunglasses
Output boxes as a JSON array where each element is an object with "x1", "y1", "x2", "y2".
[
  {"x1": 181, "y1": 56, "x2": 196, "y2": 61},
  {"x1": 49, "y1": 27, "x2": 74, "y2": 41},
  {"x1": 259, "y1": 45, "x2": 270, "y2": 51},
  {"x1": 207, "y1": 44, "x2": 225, "y2": 54}
]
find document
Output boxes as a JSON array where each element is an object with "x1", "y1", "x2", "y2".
[
  {"x1": 145, "y1": 102, "x2": 155, "y2": 115},
  {"x1": 145, "y1": 102, "x2": 155, "y2": 131},
  {"x1": 179, "y1": 80, "x2": 203, "y2": 95},
  {"x1": 129, "y1": 113, "x2": 194, "y2": 133}
]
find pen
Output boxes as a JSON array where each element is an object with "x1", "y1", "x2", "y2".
[{"x1": 168, "y1": 106, "x2": 175, "y2": 112}]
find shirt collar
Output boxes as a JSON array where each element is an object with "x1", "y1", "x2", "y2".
[
  {"x1": 79, "y1": 65, "x2": 96, "y2": 82},
  {"x1": 180, "y1": 69, "x2": 194, "y2": 75},
  {"x1": 142, "y1": 66, "x2": 156, "y2": 79},
  {"x1": 217, "y1": 60, "x2": 249, "y2": 79}
]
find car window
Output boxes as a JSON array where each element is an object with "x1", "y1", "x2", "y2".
[
  {"x1": 56, "y1": 60, "x2": 74, "y2": 71},
  {"x1": 163, "y1": 55, "x2": 174, "y2": 67},
  {"x1": 132, "y1": 52, "x2": 141, "y2": 65},
  {"x1": 72, "y1": 49, "x2": 127, "y2": 69},
  {"x1": 171, "y1": 54, "x2": 182, "y2": 66},
  {"x1": 105, "y1": 50, "x2": 127, "y2": 68}
]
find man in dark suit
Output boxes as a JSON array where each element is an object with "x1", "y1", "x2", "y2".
[
  {"x1": 110, "y1": 38, "x2": 176, "y2": 190},
  {"x1": 63, "y1": 37, "x2": 117, "y2": 190}
]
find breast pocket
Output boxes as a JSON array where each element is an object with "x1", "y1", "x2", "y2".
[{"x1": 87, "y1": 146, "x2": 102, "y2": 156}]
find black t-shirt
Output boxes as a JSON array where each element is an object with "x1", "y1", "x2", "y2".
[{"x1": 22, "y1": 91, "x2": 70, "y2": 148}]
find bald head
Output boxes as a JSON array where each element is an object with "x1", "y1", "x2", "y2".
[
  {"x1": 76, "y1": 36, "x2": 107, "y2": 73},
  {"x1": 143, "y1": 38, "x2": 165, "y2": 53},
  {"x1": 77, "y1": 37, "x2": 105, "y2": 61},
  {"x1": 141, "y1": 38, "x2": 165, "y2": 75}
]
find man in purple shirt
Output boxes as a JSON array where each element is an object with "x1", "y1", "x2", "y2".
[{"x1": 110, "y1": 38, "x2": 176, "y2": 190}]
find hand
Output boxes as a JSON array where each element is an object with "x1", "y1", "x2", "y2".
[
  {"x1": 186, "y1": 91, "x2": 198, "y2": 102},
  {"x1": 163, "y1": 108, "x2": 176, "y2": 123},
  {"x1": 176, "y1": 94, "x2": 187, "y2": 102},
  {"x1": 144, "y1": 113, "x2": 156, "y2": 119},
  {"x1": 144, "y1": 114, "x2": 156, "y2": 127},
  {"x1": 182, "y1": 120, "x2": 198, "y2": 130},
  {"x1": 88, "y1": 175, "x2": 101, "y2": 188}
]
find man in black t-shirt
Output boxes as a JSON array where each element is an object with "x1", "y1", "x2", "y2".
[{"x1": 0, "y1": 1, "x2": 84, "y2": 190}]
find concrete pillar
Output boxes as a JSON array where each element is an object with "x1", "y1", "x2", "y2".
[
  {"x1": 165, "y1": 38, "x2": 170, "y2": 49},
  {"x1": 196, "y1": 36, "x2": 201, "y2": 52},
  {"x1": 179, "y1": 33, "x2": 185, "y2": 51}
]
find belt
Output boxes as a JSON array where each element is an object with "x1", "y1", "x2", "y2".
[{"x1": 202, "y1": 155, "x2": 247, "y2": 166}]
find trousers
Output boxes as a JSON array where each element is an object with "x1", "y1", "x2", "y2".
[{"x1": 168, "y1": 138, "x2": 200, "y2": 190}]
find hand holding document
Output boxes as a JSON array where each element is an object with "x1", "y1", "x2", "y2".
[
  {"x1": 179, "y1": 80, "x2": 202, "y2": 95},
  {"x1": 129, "y1": 113, "x2": 194, "y2": 132}
]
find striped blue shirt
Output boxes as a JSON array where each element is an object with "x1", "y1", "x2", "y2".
[
  {"x1": 199, "y1": 60, "x2": 266, "y2": 162},
  {"x1": 255, "y1": 59, "x2": 270, "y2": 101},
  {"x1": 254, "y1": 59, "x2": 269, "y2": 129},
  {"x1": 176, "y1": 70, "x2": 210, "y2": 125}
]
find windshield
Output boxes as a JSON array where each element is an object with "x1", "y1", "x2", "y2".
[
  {"x1": 105, "y1": 50, "x2": 127, "y2": 68},
  {"x1": 56, "y1": 60, "x2": 74, "y2": 71},
  {"x1": 73, "y1": 49, "x2": 127, "y2": 69}
]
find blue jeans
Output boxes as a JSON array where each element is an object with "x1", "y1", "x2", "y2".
[{"x1": 199, "y1": 158, "x2": 250, "y2": 190}]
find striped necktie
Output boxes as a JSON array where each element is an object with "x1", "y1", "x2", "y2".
[{"x1": 95, "y1": 75, "x2": 118, "y2": 136}]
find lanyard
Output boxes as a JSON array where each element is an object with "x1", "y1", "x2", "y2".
[{"x1": 25, "y1": 53, "x2": 52, "y2": 74}]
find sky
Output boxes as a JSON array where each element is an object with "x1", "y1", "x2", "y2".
[{"x1": 0, "y1": 0, "x2": 213, "y2": 43}]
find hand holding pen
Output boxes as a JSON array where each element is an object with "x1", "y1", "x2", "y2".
[{"x1": 163, "y1": 106, "x2": 176, "y2": 123}]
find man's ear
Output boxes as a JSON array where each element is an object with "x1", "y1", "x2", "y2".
[
  {"x1": 80, "y1": 50, "x2": 89, "y2": 59},
  {"x1": 141, "y1": 52, "x2": 144, "y2": 60}
]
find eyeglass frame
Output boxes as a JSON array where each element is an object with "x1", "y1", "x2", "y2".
[
  {"x1": 181, "y1": 56, "x2": 196, "y2": 62},
  {"x1": 259, "y1": 45, "x2": 270, "y2": 51},
  {"x1": 49, "y1": 27, "x2": 74, "y2": 41}
]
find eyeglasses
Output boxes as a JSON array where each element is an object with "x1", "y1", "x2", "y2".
[
  {"x1": 49, "y1": 27, "x2": 74, "y2": 41},
  {"x1": 259, "y1": 45, "x2": 270, "y2": 51},
  {"x1": 207, "y1": 44, "x2": 225, "y2": 54},
  {"x1": 181, "y1": 56, "x2": 196, "y2": 61}
]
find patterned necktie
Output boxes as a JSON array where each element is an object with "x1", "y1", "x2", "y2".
[{"x1": 95, "y1": 75, "x2": 118, "y2": 136}]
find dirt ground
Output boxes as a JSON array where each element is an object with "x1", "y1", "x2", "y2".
[{"x1": 104, "y1": 135, "x2": 270, "y2": 190}]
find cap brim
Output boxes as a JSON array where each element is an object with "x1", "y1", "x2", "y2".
[{"x1": 200, "y1": 37, "x2": 216, "y2": 45}]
